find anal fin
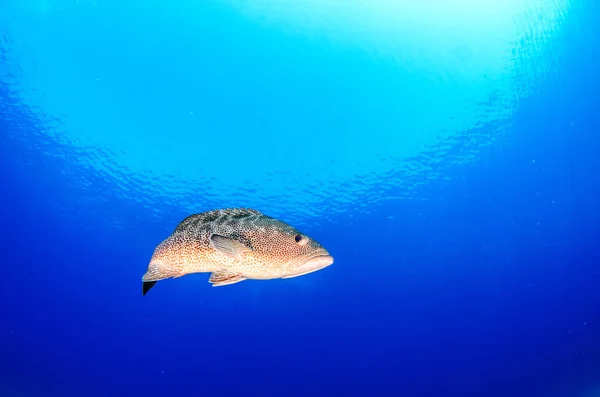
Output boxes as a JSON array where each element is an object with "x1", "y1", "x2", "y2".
[{"x1": 208, "y1": 270, "x2": 246, "y2": 287}]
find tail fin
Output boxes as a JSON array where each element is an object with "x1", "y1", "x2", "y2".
[
  {"x1": 142, "y1": 281, "x2": 157, "y2": 295},
  {"x1": 141, "y1": 259, "x2": 183, "y2": 296}
]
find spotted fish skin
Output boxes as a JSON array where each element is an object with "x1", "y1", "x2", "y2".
[{"x1": 141, "y1": 208, "x2": 333, "y2": 295}]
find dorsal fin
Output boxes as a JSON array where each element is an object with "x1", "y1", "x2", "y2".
[{"x1": 172, "y1": 208, "x2": 264, "y2": 234}]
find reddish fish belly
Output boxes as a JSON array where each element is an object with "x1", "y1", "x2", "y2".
[{"x1": 141, "y1": 234, "x2": 334, "y2": 294}]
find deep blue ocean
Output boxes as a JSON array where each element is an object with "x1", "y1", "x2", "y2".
[{"x1": 1, "y1": 0, "x2": 599, "y2": 396}]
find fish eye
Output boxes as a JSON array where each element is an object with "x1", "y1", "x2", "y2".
[{"x1": 294, "y1": 234, "x2": 309, "y2": 246}]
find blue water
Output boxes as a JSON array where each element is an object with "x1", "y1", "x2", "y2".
[{"x1": 1, "y1": 0, "x2": 599, "y2": 396}]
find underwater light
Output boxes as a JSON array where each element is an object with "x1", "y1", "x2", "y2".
[{"x1": 2, "y1": 0, "x2": 572, "y2": 215}]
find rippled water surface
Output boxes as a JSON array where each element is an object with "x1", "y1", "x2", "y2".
[{"x1": 1, "y1": 0, "x2": 572, "y2": 225}]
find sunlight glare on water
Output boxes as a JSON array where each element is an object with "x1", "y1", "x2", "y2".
[{"x1": 1, "y1": 0, "x2": 571, "y2": 223}]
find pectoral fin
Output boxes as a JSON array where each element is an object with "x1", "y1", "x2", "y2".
[
  {"x1": 210, "y1": 234, "x2": 251, "y2": 261},
  {"x1": 208, "y1": 270, "x2": 246, "y2": 287}
]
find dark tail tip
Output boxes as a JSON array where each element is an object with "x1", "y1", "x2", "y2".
[{"x1": 142, "y1": 281, "x2": 158, "y2": 296}]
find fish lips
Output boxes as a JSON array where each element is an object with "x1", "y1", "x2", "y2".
[{"x1": 281, "y1": 254, "x2": 334, "y2": 279}]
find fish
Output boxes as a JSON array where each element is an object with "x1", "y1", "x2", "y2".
[{"x1": 141, "y1": 208, "x2": 334, "y2": 295}]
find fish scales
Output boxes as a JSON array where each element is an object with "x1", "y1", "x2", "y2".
[{"x1": 141, "y1": 208, "x2": 333, "y2": 295}]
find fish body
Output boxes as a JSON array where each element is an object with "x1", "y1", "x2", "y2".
[{"x1": 141, "y1": 208, "x2": 333, "y2": 295}]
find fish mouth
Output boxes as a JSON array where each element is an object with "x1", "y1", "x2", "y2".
[
  {"x1": 303, "y1": 254, "x2": 334, "y2": 269},
  {"x1": 281, "y1": 254, "x2": 334, "y2": 279}
]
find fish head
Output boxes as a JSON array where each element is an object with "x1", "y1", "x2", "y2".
[{"x1": 228, "y1": 216, "x2": 334, "y2": 279}]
